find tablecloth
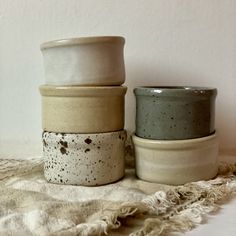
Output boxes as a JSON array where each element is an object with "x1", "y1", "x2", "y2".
[{"x1": 0, "y1": 154, "x2": 235, "y2": 236}]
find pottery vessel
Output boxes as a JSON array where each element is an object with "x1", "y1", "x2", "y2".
[
  {"x1": 39, "y1": 85, "x2": 127, "y2": 133},
  {"x1": 43, "y1": 130, "x2": 126, "y2": 186},
  {"x1": 41, "y1": 36, "x2": 125, "y2": 86},
  {"x1": 132, "y1": 133, "x2": 218, "y2": 185},
  {"x1": 134, "y1": 86, "x2": 217, "y2": 140}
]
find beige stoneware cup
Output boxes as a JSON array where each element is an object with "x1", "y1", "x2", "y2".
[
  {"x1": 41, "y1": 36, "x2": 125, "y2": 86},
  {"x1": 39, "y1": 85, "x2": 127, "y2": 133},
  {"x1": 133, "y1": 133, "x2": 218, "y2": 185}
]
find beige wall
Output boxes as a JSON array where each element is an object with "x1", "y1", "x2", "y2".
[{"x1": 0, "y1": 0, "x2": 236, "y2": 154}]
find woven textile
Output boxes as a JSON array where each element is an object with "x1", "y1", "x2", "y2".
[{"x1": 0, "y1": 157, "x2": 235, "y2": 236}]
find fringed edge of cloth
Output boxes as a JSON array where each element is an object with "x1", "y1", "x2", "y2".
[
  {"x1": 0, "y1": 158, "x2": 235, "y2": 236},
  {"x1": 55, "y1": 162, "x2": 236, "y2": 236}
]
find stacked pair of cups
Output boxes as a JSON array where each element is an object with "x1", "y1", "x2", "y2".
[
  {"x1": 39, "y1": 36, "x2": 127, "y2": 186},
  {"x1": 133, "y1": 86, "x2": 218, "y2": 185}
]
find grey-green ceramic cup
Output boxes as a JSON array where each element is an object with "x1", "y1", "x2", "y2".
[{"x1": 134, "y1": 86, "x2": 217, "y2": 140}]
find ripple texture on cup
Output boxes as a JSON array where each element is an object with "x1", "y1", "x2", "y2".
[
  {"x1": 43, "y1": 130, "x2": 126, "y2": 186},
  {"x1": 132, "y1": 133, "x2": 218, "y2": 185},
  {"x1": 134, "y1": 86, "x2": 217, "y2": 140},
  {"x1": 41, "y1": 36, "x2": 125, "y2": 86}
]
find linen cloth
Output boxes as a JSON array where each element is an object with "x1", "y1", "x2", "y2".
[{"x1": 0, "y1": 155, "x2": 235, "y2": 236}]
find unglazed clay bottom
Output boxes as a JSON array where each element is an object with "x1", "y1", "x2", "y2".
[{"x1": 43, "y1": 130, "x2": 126, "y2": 186}]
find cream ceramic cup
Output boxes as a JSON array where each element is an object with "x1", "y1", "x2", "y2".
[
  {"x1": 39, "y1": 85, "x2": 127, "y2": 133},
  {"x1": 132, "y1": 133, "x2": 218, "y2": 185},
  {"x1": 41, "y1": 36, "x2": 125, "y2": 86},
  {"x1": 43, "y1": 130, "x2": 126, "y2": 186}
]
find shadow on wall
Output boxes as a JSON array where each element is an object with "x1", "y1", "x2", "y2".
[
  {"x1": 216, "y1": 97, "x2": 236, "y2": 154},
  {"x1": 125, "y1": 62, "x2": 236, "y2": 153}
]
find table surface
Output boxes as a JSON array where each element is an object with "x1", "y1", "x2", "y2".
[{"x1": 172, "y1": 197, "x2": 236, "y2": 236}]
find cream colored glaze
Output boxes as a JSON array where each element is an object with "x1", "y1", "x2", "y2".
[
  {"x1": 40, "y1": 36, "x2": 125, "y2": 86},
  {"x1": 132, "y1": 133, "x2": 219, "y2": 185},
  {"x1": 39, "y1": 85, "x2": 127, "y2": 133}
]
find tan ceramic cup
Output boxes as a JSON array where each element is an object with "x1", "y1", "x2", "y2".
[
  {"x1": 39, "y1": 85, "x2": 127, "y2": 133},
  {"x1": 40, "y1": 36, "x2": 125, "y2": 86}
]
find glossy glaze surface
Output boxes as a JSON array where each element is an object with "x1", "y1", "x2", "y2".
[{"x1": 134, "y1": 86, "x2": 217, "y2": 140}]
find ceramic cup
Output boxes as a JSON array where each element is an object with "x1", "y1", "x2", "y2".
[
  {"x1": 41, "y1": 36, "x2": 125, "y2": 86},
  {"x1": 43, "y1": 130, "x2": 126, "y2": 186},
  {"x1": 132, "y1": 133, "x2": 218, "y2": 185},
  {"x1": 134, "y1": 86, "x2": 217, "y2": 140},
  {"x1": 39, "y1": 85, "x2": 127, "y2": 133}
]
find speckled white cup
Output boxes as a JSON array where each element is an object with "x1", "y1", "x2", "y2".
[
  {"x1": 133, "y1": 133, "x2": 218, "y2": 185},
  {"x1": 43, "y1": 130, "x2": 126, "y2": 186},
  {"x1": 41, "y1": 36, "x2": 125, "y2": 86}
]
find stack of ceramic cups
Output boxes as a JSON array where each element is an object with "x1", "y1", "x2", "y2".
[
  {"x1": 132, "y1": 86, "x2": 218, "y2": 185},
  {"x1": 39, "y1": 36, "x2": 127, "y2": 186}
]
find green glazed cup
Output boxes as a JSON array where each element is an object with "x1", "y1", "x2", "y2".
[{"x1": 134, "y1": 86, "x2": 217, "y2": 140}]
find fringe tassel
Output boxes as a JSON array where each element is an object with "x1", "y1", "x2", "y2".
[
  {"x1": 1, "y1": 158, "x2": 235, "y2": 236},
  {"x1": 74, "y1": 162, "x2": 236, "y2": 236}
]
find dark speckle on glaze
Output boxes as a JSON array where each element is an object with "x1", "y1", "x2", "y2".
[
  {"x1": 43, "y1": 130, "x2": 126, "y2": 186},
  {"x1": 85, "y1": 148, "x2": 90, "y2": 153},
  {"x1": 59, "y1": 140, "x2": 68, "y2": 148},
  {"x1": 43, "y1": 139, "x2": 47, "y2": 147},
  {"x1": 84, "y1": 138, "x2": 92, "y2": 144},
  {"x1": 60, "y1": 147, "x2": 67, "y2": 155}
]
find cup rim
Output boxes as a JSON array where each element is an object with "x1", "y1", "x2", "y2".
[
  {"x1": 43, "y1": 130, "x2": 127, "y2": 140},
  {"x1": 132, "y1": 132, "x2": 217, "y2": 150},
  {"x1": 39, "y1": 85, "x2": 127, "y2": 97},
  {"x1": 134, "y1": 86, "x2": 217, "y2": 97},
  {"x1": 40, "y1": 36, "x2": 125, "y2": 50}
]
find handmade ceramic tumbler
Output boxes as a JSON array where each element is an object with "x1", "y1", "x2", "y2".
[
  {"x1": 43, "y1": 130, "x2": 126, "y2": 186},
  {"x1": 40, "y1": 36, "x2": 127, "y2": 186},
  {"x1": 39, "y1": 85, "x2": 127, "y2": 133},
  {"x1": 41, "y1": 36, "x2": 125, "y2": 86},
  {"x1": 133, "y1": 133, "x2": 218, "y2": 185},
  {"x1": 133, "y1": 86, "x2": 218, "y2": 185},
  {"x1": 134, "y1": 86, "x2": 217, "y2": 140}
]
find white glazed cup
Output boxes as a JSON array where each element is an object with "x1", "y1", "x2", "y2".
[
  {"x1": 43, "y1": 130, "x2": 126, "y2": 186},
  {"x1": 132, "y1": 133, "x2": 218, "y2": 185},
  {"x1": 39, "y1": 85, "x2": 127, "y2": 133},
  {"x1": 41, "y1": 36, "x2": 125, "y2": 86}
]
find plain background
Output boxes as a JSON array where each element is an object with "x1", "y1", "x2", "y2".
[{"x1": 0, "y1": 0, "x2": 236, "y2": 156}]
